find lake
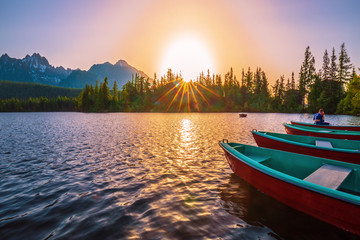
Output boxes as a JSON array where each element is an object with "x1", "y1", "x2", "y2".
[{"x1": 0, "y1": 112, "x2": 359, "y2": 239}]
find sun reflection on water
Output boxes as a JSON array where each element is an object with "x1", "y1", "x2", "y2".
[
  {"x1": 180, "y1": 119, "x2": 193, "y2": 144},
  {"x1": 176, "y1": 118, "x2": 200, "y2": 162}
]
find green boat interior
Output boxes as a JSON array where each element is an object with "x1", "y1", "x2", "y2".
[{"x1": 229, "y1": 143, "x2": 360, "y2": 196}]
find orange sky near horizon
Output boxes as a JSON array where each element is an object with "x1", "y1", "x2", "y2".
[
  {"x1": 1, "y1": 0, "x2": 359, "y2": 84},
  {"x1": 111, "y1": 0, "x2": 257, "y2": 80},
  {"x1": 110, "y1": 0, "x2": 297, "y2": 81}
]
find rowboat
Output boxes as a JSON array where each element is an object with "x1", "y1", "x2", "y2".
[
  {"x1": 283, "y1": 123, "x2": 360, "y2": 140},
  {"x1": 252, "y1": 130, "x2": 360, "y2": 163},
  {"x1": 291, "y1": 121, "x2": 360, "y2": 131},
  {"x1": 219, "y1": 140, "x2": 360, "y2": 235}
]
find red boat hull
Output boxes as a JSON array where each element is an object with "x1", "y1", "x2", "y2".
[
  {"x1": 291, "y1": 121, "x2": 360, "y2": 131},
  {"x1": 252, "y1": 132, "x2": 360, "y2": 164},
  {"x1": 220, "y1": 145, "x2": 360, "y2": 235},
  {"x1": 284, "y1": 124, "x2": 360, "y2": 140}
]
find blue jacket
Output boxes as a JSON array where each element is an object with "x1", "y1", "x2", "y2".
[{"x1": 313, "y1": 112, "x2": 324, "y2": 123}]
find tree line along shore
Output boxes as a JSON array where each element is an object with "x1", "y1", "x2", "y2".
[{"x1": 0, "y1": 44, "x2": 359, "y2": 115}]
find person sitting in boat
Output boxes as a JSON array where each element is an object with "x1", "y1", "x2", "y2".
[{"x1": 313, "y1": 108, "x2": 329, "y2": 125}]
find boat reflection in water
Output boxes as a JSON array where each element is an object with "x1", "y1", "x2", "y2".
[{"x1": 219, "y1": 174, "x2": 359, "y2": 240}]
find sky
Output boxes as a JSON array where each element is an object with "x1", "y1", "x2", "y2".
[{"x1": 0, "y1": 0, "x2": 359, "y2": 83}]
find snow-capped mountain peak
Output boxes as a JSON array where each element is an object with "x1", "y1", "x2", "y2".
[
  {"x1": 0, "y1": 53, "x2": 150, "y2": 88},
  {"x1": 0, "y1": 53, "x2": 72, "y2": 84},
  {"x1": 22, "y1": 53, "x2": 50, "y2": 72},
  {"x1": 115, "y1": 59, "x2": 130, "y2": 68}
]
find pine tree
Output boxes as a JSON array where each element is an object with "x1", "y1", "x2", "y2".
[
  {"x1": 279, "y1": 75, "x2": 285, "y2": 101},
  {"x1": 113, "y1": 81, "x2": 118, "y2": 103},
  {"x1": 102, "y1": 77, "x2": 110, "y2": 110},
  {"x1": 205, "y1": 69, "x2": 211, "y2": 87},
  {"x1": 286, "y1": 78, "x2": 291, "y2": 91},
  {"x1": 291, "y1": 72, "x2": 296, "y2": 90},
  {"x1": 79, "y1": 84, "x2": 90, "y2": 111},
  {"x1": 139, "y1": 75, "x2": 144, "y2": 96},
  {"x1": 337, "y1": 74, "x2": 360, "y2": 114},
  {"x1": 284, "y1": 73, "x2": 299, "y2": 113},
  {"x1": 299, "y1": 46, "x2": 316, "y2": 109},
  {"x1": 308, "y1": 74, "x2": 323, "y2": 113},
  {"x1": 338, "y1": 43, "x2": 352, "y2": 84},
  {"x1": 245, "y1": 67, "x2": 253, "y2": 93},
  {"x1": 144, "y1": 78, "x2": 151, "y2": 93},
  {"x1": 229, "y1": 67, "x2": 234, "y2": 86},
  {"x1": 271, "y1": 79, "x2": 280, "y2": 111},
  {"x1": 260, "y1": 71, "x2": 270, "y2": 97},
  {"x1": 253, "y1": 67, "x2": 262, "y2": 94},
  {"x1": 321, "y1": 50, "x2": 331, "y2": 81},
  {"x1": 234, "y1": 75, "x2": 239, "y2": 87},
  {"x1": 216, "y1": 74, "x2": 222, "y2": 87},
  {"x1": 95, "y1": 80, "x2": 99, "y2": 95},
  {"x1": 89, "y1": 84, "x2": 95, "y2": 108},
  {"x1": 257, "y1": 71, "x2": 270, "y2": 111},
  {"x1": 199, "y1": 71, "x2": 205, "y2": 85},
  {"x1": 98, "y1": 81, "x2": 104, "y2": 110},
  {"x1": 329, "y1": 48, "x2": 337, "y2": 81},
  {"x1": 241, "y1": 68, "x2": 245, "y2": 87},
  {"x1": 167, "y1": 69, "x2": 174, "y2": 83}
]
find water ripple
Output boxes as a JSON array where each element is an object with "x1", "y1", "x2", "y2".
[{"x1": 0, "y1": 112, "x2": 359, "y2": 239}]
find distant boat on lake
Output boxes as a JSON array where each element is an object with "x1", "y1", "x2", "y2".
[{"x1": 239, "y1": 113, "x2": 247, "y2": 118}]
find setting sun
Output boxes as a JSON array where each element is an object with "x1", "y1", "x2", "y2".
[{"x1": 159, "y1": 36, "x2": 216, "y2": 82}]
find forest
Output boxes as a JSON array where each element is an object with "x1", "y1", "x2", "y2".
[
  {"x1": 1, "y1": 43, "x2": 359, "y2": 115},
  {"x1": 0, "y1": 81, "x2": 79, "y2": 112},
  {"x1": 0, "y1": 81, "x2": 81, "y2": 99}
]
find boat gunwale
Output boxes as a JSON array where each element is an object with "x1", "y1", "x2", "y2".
[
  {"x1": 283, "y1": 123, "x2": 360, "y2": 136},
  {"x1": 219, "y1": 141, "x2": 360, "y2": 206},
  {"x1": 253, "y1": 131, "x2": 360, "y2": 154},
  {"x1": 291, "y1": 121, "x2": 360, "y2": 129}
]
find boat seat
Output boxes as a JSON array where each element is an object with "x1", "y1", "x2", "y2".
[
  {"x1": 315, "y1": 140, "x2": 333, "y2": 148},
  {"x1": 304, "y1": 164, "x2": 352, "y2": 190},
  {"x1": 248, "y1": 155, "x2": 271, "y2": 163}
]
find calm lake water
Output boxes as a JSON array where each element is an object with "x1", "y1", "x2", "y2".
[{"x1": 1, "y1": 112, "x2": 360, "y2": 240}]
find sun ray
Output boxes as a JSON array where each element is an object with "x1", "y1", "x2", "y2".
[
  {"x1": 192, "y1": 83, "x2": 210, "y2": 106},
  {"x1": 196, "y1": 83, "x2": 222, "y2": 98},
  {"x1": 155, "y1": 76, "x2": 223, "y2": 112},
  {"x1": 178, "y1": 82, "x2": 187, "y2": 112},
  {"x1": 157, "y1": 84, "x2": 178, "y2": 103},
  {"x1": 187, "y1": 83, "x2": 190, "y2": 112},
  {"x1": 166, "y1": 82, "x2": 185, "y2": 112},
  {"x1": 188, "y1": 83, "x2": 200, "y2": 112}
]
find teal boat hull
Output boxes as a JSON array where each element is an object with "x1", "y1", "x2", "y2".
[
  {"x1": 252, "y1": 131, "x2": 360, "y2": 163},
  {"x1": 291, "y1": 121, "x2": 360, "y2": 131},
  {"x1": 284, "y1": 123, "x2": 360, "y2": 140}
]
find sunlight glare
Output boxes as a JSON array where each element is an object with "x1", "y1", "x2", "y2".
[{"x1": 159, "y1": 36, "x2": 215, "y2": 82}]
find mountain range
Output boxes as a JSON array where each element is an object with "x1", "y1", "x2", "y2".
[{"x1": 0, "y1": 53, "x2": 150, "y2": 89}]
